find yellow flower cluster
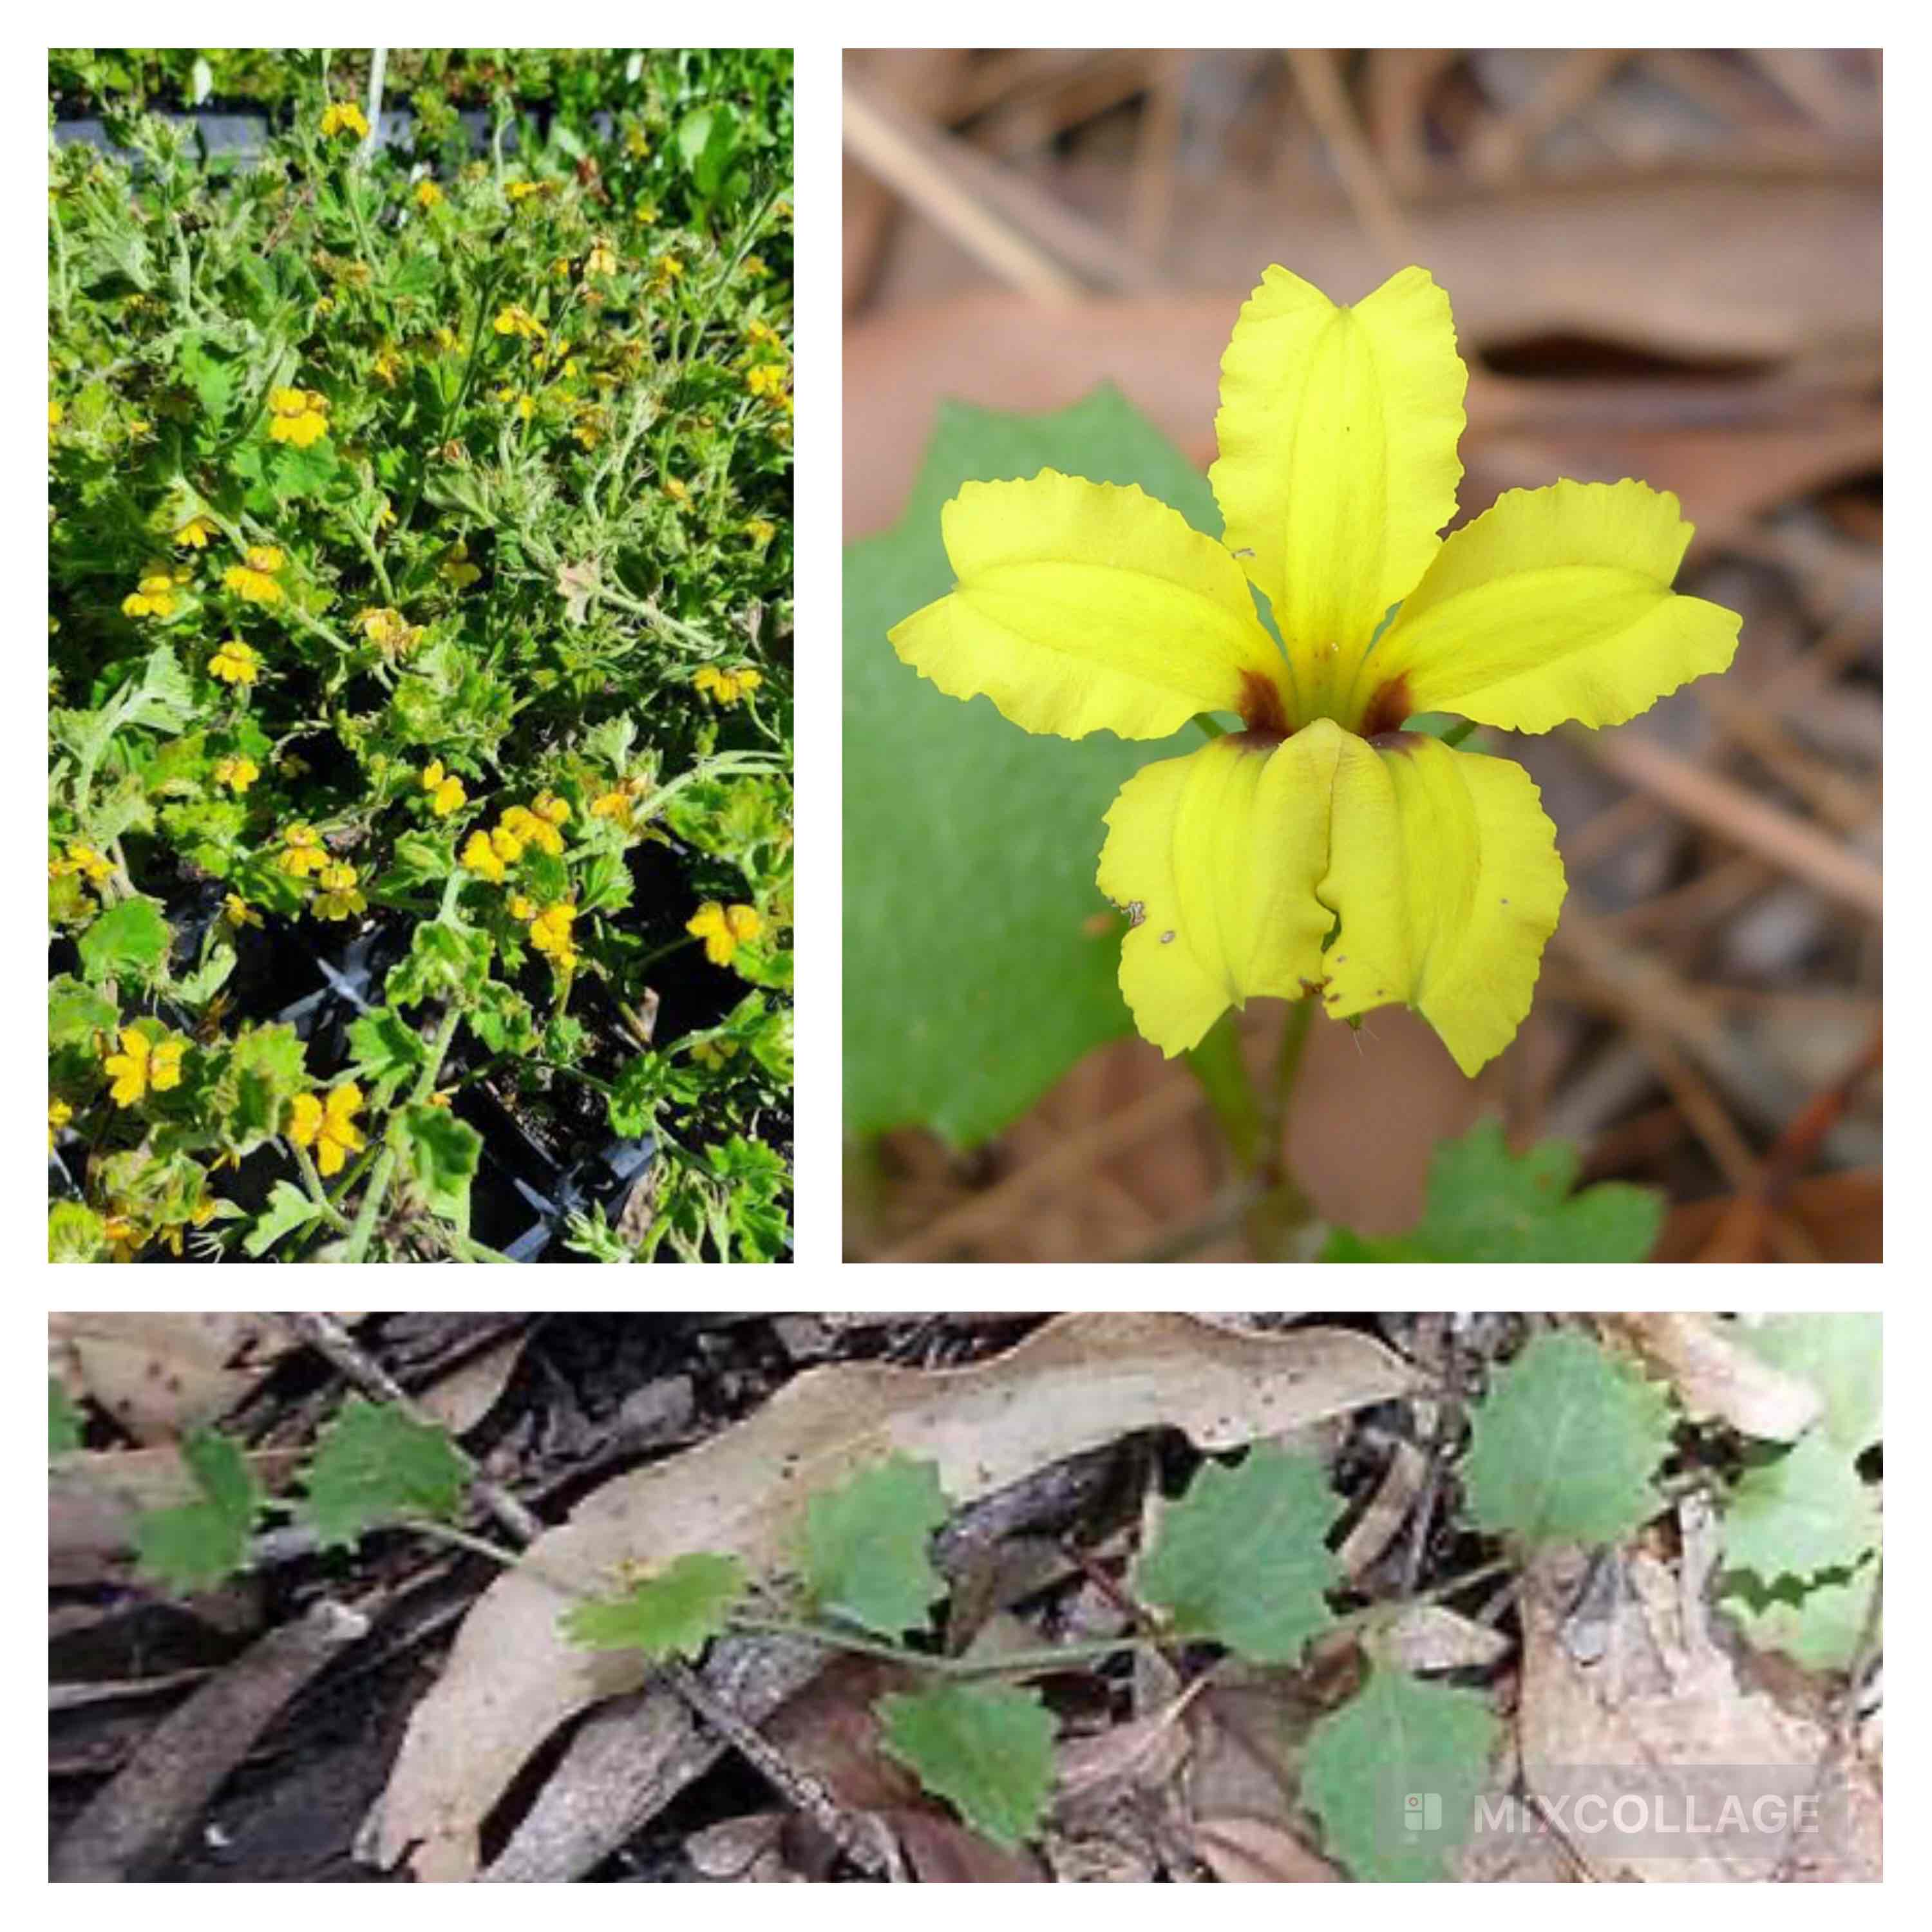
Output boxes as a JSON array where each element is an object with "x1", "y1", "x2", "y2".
[
  {"x1": 50, "y1": 843, "x2": 113, "y2": 886},
  {"x1": 371, "y1": 344, "x2": 404, "y2": 387},
  {"x1": 268, "y1": 388, "x2": 330, "y2": 448},
  {"x1": 494, "y1": 303, "x2": 547, "y2": 341},
  {"x1": 213, "y1": 754, "x2": 260, "y2": 793},
  {"x1": 102, "y1": 1026, "x2": 185, "y2": 1108},
  {"x1": 357, "y1": 605, "x2": 423, "y2": 656},
  {"x1": 421, "y1": 759, "x2": 466, "y2": 817},
  {"x1": 693, "y1": 663, "x2": 762, "y2": 706},
  {"x1": 208, "y1": 638, "x2": 262, "y2": 685},
  {"x1": 745, "y1": 518, "x2": 777, "y2": 548},
  {"x1": 744, "y1": 363, "x2": 788, "y2": 401},
  {"x1": 459, "y1": 793, "x2": 571, "y2": 882},
  {"x1": 589, "y1": 774, "x2": 652, "y2": 828},
  {"x1": 687, "y1": 900, "x2": 762, "y2": 967},
  {"x1": 223, "y1": 545, "x2": 286, "y2": 603},
  {"x1": 276, "y1": 822, "x2": 330, "y2": 877},
  {"x1": 526, "y1": 900, "x2": 579, "y2": 970},
  {"x1": 414, "y1": 178, "x2": 443, "y2": 210},
  {"x1": 319, "y1": 101, "x2": 370, "y2": 140},
  {"x1": 49, "y1": 1097, "x2": 73, "y2": 1146},
  {"x1": 585, "y1": 238, "x2": 618, "y2": 278},
  {"x1": 312, "y1": 861, "x2": 366, "y2": 921},
  {"x1": 122, "y1": 566, "x2": 187, "y2": 619},
  {"x1": 221, "y1": 892, "x2": 263, "y2": 931},
  {"x1": 506, "y1": 180, "x2": 554, "y2": 205},
  {"x1": 287, "y1": 1083, "x2": 365, "y2": 1176},
  {"x1": 174, "y1": 514, "x2": 219, "y2": 549}
]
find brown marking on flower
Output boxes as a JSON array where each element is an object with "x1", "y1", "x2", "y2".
[
  {"x1": 1235, "y1": 668, "x2": 1290, "y2": 739},
  {"x1": 1359, "y1": 674, "x2": 1415, "y2": 741}
]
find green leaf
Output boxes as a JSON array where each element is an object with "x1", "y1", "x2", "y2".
[
  {"x1": 1302, "y1": 1663, "x2": 1501, "y2": 1881},
  {"x1": 393, "y1": 1103, "x2": 482, "y2": 1235},
  {"x1": 386, "y1": 922, "x2": 491, "y2": 1008},
  {"x1": 844, "y1": 389, "x2": 1220, "y2": 1147},
  {"x1": 560, "y1": 1552, "x2": 746, "y2": 1660},
  {"x1": 1133, "y1": 1444, "x2": 1340, "y2": 1663},
  {"x1": 50, "y1": 1379, "x2": 83, "y2": 1456},
  {"x1": 347, "y1": 1005, "x2": 428, "y2": 1107},
  {"x1": 1322, "y1": 1121, "x2": 1663, "y2": 1262},
  {"x1": 217, "y1": 1022, "x2": 308, "y2": 1150},
  {"x1": 48, "y1": 1200, "x2": 108, "y2": 1262},
  {"x1": 1735, "y1": 1315, "x2": 1881, "y2": 1455},
  {"x1": 79, "y1": 896, "x2": 171, "y2": 985},
  {"x1": 301, "y1": 1395, "x2": 469, "y2": 1548},
  {"x1": 878, "y1": 1681, "x2": 1056, "y2": 1851},
  {"x1": 802, "y1": 1453, "x2": 951, "y2": 1638},
  {"x1": 135, "y1": 1428, "x2": 261, "y2": 1593},
  {"x1": 1723, "y1": 1557, "x2": 1879, "y2": 1673},
  {"x1": 242, "y1": 1179, "x2": 323, "y2": 1258},
  {"x1": 50, "y1": 974, "x2": 118, "y2": 1046},
  {"x1": 1723, "y1": 1434, "x2": 1880, "y2": 1583},
  {"x1": 1463, "y1": 1331, "x2": 1674, "y2": 1545}
]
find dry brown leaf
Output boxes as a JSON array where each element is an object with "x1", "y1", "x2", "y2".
[
  {"x1": 1607, "y1": 1314, "x2": 1823, "y2": 1441},
  {"x1": 1193, "y1": 1812, "x2": 1340, "y2": 1883},
  {"x1": 50, "y1": 1314, "x2": 292, "y2": 1444},
  {"x1": 412, "y1": 1330, "x2": 531, "y2": 1437},
  {"x1": 1382, "y1": 1603, "x2": 1511, "y2": 1674},
  {"x1": 372, "y1": 1313, "x2": 1418, "y2": 1879}
]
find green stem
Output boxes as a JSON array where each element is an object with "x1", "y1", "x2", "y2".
[
  {"x1": 339, "y1": 1004, "x2": 463, "y2": 1262},
  {"x1": 726, "y1": 1616, "x2": 1162, "y2": 1681},
  {"x1": 292, "y1": 1143, "x2": 352, "y2": 1234},
  {"x1": 1182, "y1": 1013, "x2": 1265, "y2": 1175}
]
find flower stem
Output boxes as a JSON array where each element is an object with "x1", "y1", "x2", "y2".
[{"x1": 339, "y1": 1003, "x2": 463, "y2": 1263}]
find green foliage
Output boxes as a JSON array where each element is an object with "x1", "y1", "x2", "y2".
[
  {"x1": 562, "y1": 1553, "x2": 748, "y2": 1661},
  {"x1": 1722, "y1": 1434, "x2": 1882, "y2": 1582},
  {"x1": 1133, "y1": 1444, "x2": 1340, "y2": 1663},
  {"x1": 1322, "y1": 1121, "x2": 1663, "y2": 1262},
  {"x1": 300, "y1": 1395, "x2": 469, "y2": 1547},
  {"x1": 1736, "y1": 1314, "x2": 1882, "y2": 1456},
  {"x1": 50, "y1": 52, "x2": 792, "y2": 1261},
  {"x1": 242, "y1": 1179, "x2": 323, "y2": 1257},
  {"x1": 802, "y1": 1454, "x2": 951, "y2": 1638},
  {"x1": 1463, "y1": 1331, "x2": 1675, "y2": 1544},
  {"x1": 878, "y1": 1683, "x2": 1058, "y2": 1851},
  {"x1": 1723, "y1": 1558, "x2": 1879, "y2": 1673},
  {"x1": 844, "y1": 389, "x2": 1219, "y2": 1146},
  {"x1": 135, "y1": 1428, "x2": 261, "y2": 1592},
  {"x1": 1302, "y1": 1663, "x2": 1501, "y2": 1881}
]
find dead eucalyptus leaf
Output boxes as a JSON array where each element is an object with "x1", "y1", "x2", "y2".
[{"x1": 49, "y1": 1314, "x2": 292, "y2": 1444}]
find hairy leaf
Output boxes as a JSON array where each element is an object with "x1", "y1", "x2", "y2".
[
  {"x1": 878, "y1": 1681, "x2": 1057, "y2": 1850},
  {"x1": 802, "y1": 1452, "x2": 950, "y2": 1638},
  {"x1": 1723, "y1": 1433, "x2": 1880, "y2": 1583},
  {"x1": 561, "y1": 1552, "x2": 746, "y2": 1661},
  {"x1": 301, "y1": 1395, "x2": 469, "y2": 1548},
  {"x1": 135, "y1": 1427, "x2": 261, "y2": 1592}
]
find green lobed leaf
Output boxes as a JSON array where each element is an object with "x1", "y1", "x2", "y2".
[
  {"x1": 1321, "y1": 1121, "x2": 1663, "y2": 1262},
  {"x1": 1723, "y1": 1557, "x2": 1879, "y2": 1674},
  {"x1": 1302, "y1": 1663, "x2": 1501, "y2": 1881},
  {"x1": 242, "y1": 1179, "x2": 323, "y2": 1258},
  {"x1": 560, "y1": 1552, "x2": 747, "y2": 1660},
  {"x1": 844, "y1": 388, "x2": 1221, "y2": 1148},
  {"x1": 802, "y1": 1453, "x2": 951, "y2": 1638},
  {"x1": 216, "y1": 1022, "x2": 308, "y2": 1150},
  {"x1": 1735, "y1": 1314, "x2": 1881, "y2": 1456},
  {"x1": 1133, "y1": 1444, "x2": 1341, "y2": 1663},
  {"x1": 301, "y1": 1395, "x2": 469, "y2": 1548},
  {"x1": 877, "y1": 1681, "x2": 1057, "y2": 1851},
  {"x1": 393, "y1": 1103, "x2": 482, "y2": 1236},
  {"x1": 347, "y1": 1006, "x2": 428, "y2": 1107},
  {"x1": 1463, "y1": 1331, "x2": 1674, "y2": 1545},
  {"x1": 1722, "y1": 1433, "x2": 1880, "y2": 1583},
  {"x1": 135, "y1": 1428, "x2": 261, "y2": 1593},
  {"x1": 79, "y1": 896, "x2": 171, "y2": 985}
]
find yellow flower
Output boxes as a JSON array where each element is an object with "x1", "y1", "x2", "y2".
[
  {"x1": 267, "y1": 387, "x2": 330, "y2": 448},
  {"x1": 213, "y1": 754, "x2": 260, "y2": 793},
  {"x1": 51, "y1": 843, "x2": 114, "y2": 886},
  {"x1": 209, "y1": 638, "x2": 262, "y2": 685},
  {"x1": 744, "y1": 518, "x2": 777, "y2": 548},
  {"x1": 625, "y1": 126, "x2": 652, "y2": 159},
  {"x1": 313, "y1": 862, "x2": 366, "y2": 921},
  {"x1": 49, "y1": 1097, "x2": 73, "y2": 1146},
  {"x1": 633, "y1": 199, "x2": 659, "y2": 225},
  {"x1": 320, "y1": 100, "x2": 370, "y2": 140},
  {"x1": 277, "y1": 823, "x2": 329, "y2": 876},
  {"x1": 744, "y1": 319, "x2": 782, "y2": 351},
  {"x1": 745, "y1": 363, "x2": 789, "y2": 401},
  {"x1": 48, "y1": 397, "x2": 63, "y2": 433},
  {"x1": 122, "y1": 573, "x2": 180, "y2": 619},
  {"x1": 528, "y1": 901, "x2": 577, "y2": 967},
  {"x1": 489, "y1": 822, "x2": 526, "y2": 864},
  {"x1": 585, "y1": 238, "x2": 617, "y2": 278},
  {"x1": 692, "y1": 664, "x2": 762, "y2": 705},
  {"x1": 656, "y1": 252, "x2": 686, "y2": 281},
  {"x1": 414, "y1": 178, "x2": 444, "y2": 209},
  {"x1": 221, "y1": 892, "x2": 263, "y2": 929},
  {"x1": 460, "y1": 829, "x2": 507, "y2": 883},
  {"x1": 287, "y1": 1083, "x2": 365, "y2": 1177},
  {"x1": 371, "y1": 345, "x2": 404, "y2": 387},
  {"x1": 531, "y1": 791, "x2": 570, "y2": 831},
  {"x1": 589, "y1": 784, "x2": 643, "y2": 826},
  {"x1": 422, "y1": 760, "x2": 466, "y2": 817},
  {"x1": 662, "y1": 477, "x2": 690, "y2": 504},
  {"x1": 687, "y1": 900, "x2": 761, "y2": 967},
  {"x1": 223, "y1": 546, "x2": 285, "y2": 603},
  {"x1": 357, "y1": 605, "x2": 422, "y2": 656},
  {"x1": 889, "y1": 264, "x2": 1742, "y2": 1075},
  {"x1": 506, "y1": 180, "x2": 553, "y2": 204},
  {"x1": 507, "y1": 893, "x2": 537, "y2": 922},
  {"x1": 498, "y1": 802, "x2": 564, "y2": 857},
  {"x1": 175, "y1": 514, "x2": 219, "y2": 549},
  {"x1": 442, "y1": 542, "x2": 481, "y2": 590},
  {"x1": 102, "y1": 1027, "x2": 185, "y2": 1108},
  {"x1": 741, "y1": 254, "x2": 769, "y2": 280},
  {"x1": 493, "y1": 303, "x2": 546, "y2": 341}
]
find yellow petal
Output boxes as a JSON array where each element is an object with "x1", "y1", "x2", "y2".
[
  {"x1": 1095, "y1": 732, "x2": 1338, "y2": 1056},
  {"x1": 1211, "y1": 265, "x2": 1466, "y2": 715},
  {"x1": 1317, "y1": 732, "x2": 1565, "y2": 1076},
  {"x1": 1358, "y1": 478, "x2": 1743, "y2": 734},
  {"x1": 890, "y1": 470, "x2": 1289, "y2": 742}
]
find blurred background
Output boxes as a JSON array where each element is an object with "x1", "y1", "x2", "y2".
[{"x1": 843, "y1": 50, "x2": 1881, "y2": 1262}]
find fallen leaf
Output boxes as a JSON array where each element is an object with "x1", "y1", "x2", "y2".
[
  {"x1": 372, "y1": 1313, "x2": 1418, "y2": 1879},
  {"x1": 1608, "y1": 1313, "x2": 1823, "y2": 1442},
  {"x1": 1192, "y1": 1812, "x2": 1340, "y2": 1882},
  {"x1": 50, "y1": 1314, "x2": 292, "y2": 1444},
  {"x1": 412, "y1": 1329, "x2": 531, "y2": 1437}
]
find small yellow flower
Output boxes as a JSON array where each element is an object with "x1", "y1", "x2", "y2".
[
  {"x1": 656, "y1": 252, "x2": 685, "y2": 282},
  {"x1": 209, "y1": 638, "x2": 263, "y2": 685},
  {"x1": 48, "y1": 397, "x2": 64, "y2": 433},
  {"x1": 102, "y1": 1027, "x2": 185, "y2": 1108},
  {"x1": 498, "y1": 803, "x2": 564, "y2": 858},
  {"x1": 741, "y1": 254, "x2": 769, "y2": 280},
  {"x1": 277, "y1": 823, "x2": 329, "y2": 876},
  {"x1": 687, "y1": 900, "x2": 762, "y2": 967},
  {"x1": 287, "y1": 1083, "x2": 365, "y2": 1177},
  {"x1": 223, "y1": 546, "x2": 285, "y2": 603},
  {"x1": 745, "y1": 363, "x2": 789, "y2": 402},
  {"x1": 460, "y1": 829, "x2": 507, "y2": 883},
  {"x1": 745, "y1": 518, "x2": 777, "y2": 548},
  {"x1": 663, "y1": 477, "x2": 690, "y2": 504},
  {"x1": 633, "y1": 199, "x2": 659, "y2": 225},
  {"x1": 213, "y1": 754, "x2": 260, "y2": 793},
  {"x1": 221, "y1": 893, "x2": 263, "y2": 930},
  {"x1": 493, "y1": 303, "x2": 547, "y2": 341},
  {"x1": 371, "y1": 345, "x2": 404, "y2": 387},
  {"x1": 507, "y1": 893, "x2": 537, "y2": 922},
  {"x1": 49, "y1": 1097, "x2": 73, "y2": 1146},
  {"x1": 589, "y1": 788, "x2": 633, "y2": 823},
  {"x1": 313, "y1": 862, "x2": 366, "y2": 921},
  {"x1": 489, "y1": 822, "x2": 526, "y2": 864},
  {"x1": 744, "y1": 319, "x2": 782, "y2": 351},
  {"x1": 268, "y1": 387, "x2": 330, "y2": 448},
  {"x1": 625, "y1": 126, "x2": 651, "y2": 160},
  {"x1": 357, "y1": 605, "x2": 423, "y2": 656},
  {"x1": 532, "y1": 791, "x2": 571, "y2": 831},
  {"x1": 122, "y1": 572, "x2": 180, "y2": 620},
  {"x1": 319, "y1": 100, "x2": 370, "y2": 140},
  {"x1": 414, "y1": 178, "x2": 444, "y2": 209},
  {"x1": 422, "y1": 759, "x2": 466, "y2": 817},
  {"x1": 442, "y1": 542, "x2": 481, "y2": 591},
  {"x1": 692, "y1": 664, "x2": 762, "y2": 706},
  {"x1": 51, "y1": 843, "x2": 114, "y2": 886},
  {"x1": 585, "y1": 238, "x2": 618, "y2": 278},
  {"x1": 174, "y1": 514, "x2": 220, "y2": 549},
  {"x1": 506, "y1": 180, "x2": 552, "y2": 204},
  {"x1": 102, "y1": 1212, "x2": 143, "y2": 1261},
  {"x1": 528, "y1": 901, "x2": 578, "y2": 967}
]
